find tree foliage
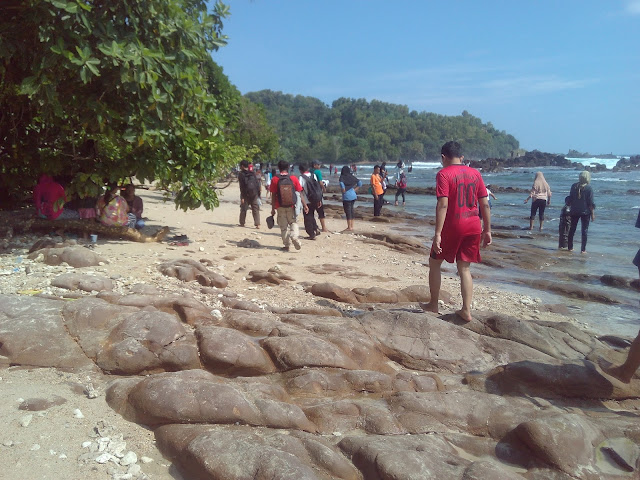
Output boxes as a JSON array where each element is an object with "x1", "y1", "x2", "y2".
[
  {"x1": 246, "y1": 90, "x2": 520, "y2": 163},
  {"x1": 0, "y1": 0, "x2": 275, "y2": 210}
]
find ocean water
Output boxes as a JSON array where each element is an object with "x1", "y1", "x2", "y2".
[{"x1": 327, "y1": 161, "x2": 640, "y2": 336}]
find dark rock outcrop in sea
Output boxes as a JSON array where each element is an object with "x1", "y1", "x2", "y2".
[
  {"x1": 468, "y1": 150, "x2": 608, "y2": 172},
  {"x1": 613, "y1": 155, "x2": 640, "y2": 171},
  {"x1": 2, "y1": 274, "x2": 640, "y2": 480}
]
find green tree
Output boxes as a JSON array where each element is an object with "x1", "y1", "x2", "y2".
[
  {"x1": 0, "y1": 0, "x2": 253, "y2": 210},
  {"x1": 247, "y1": 91, "x2": 520, "y2": 164}
]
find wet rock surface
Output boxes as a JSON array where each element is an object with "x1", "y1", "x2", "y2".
[{"x1": 2, "y1": 284, "x2": 640, "y2": 480}]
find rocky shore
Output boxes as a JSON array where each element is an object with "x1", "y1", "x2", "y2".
[{"x1": 1, "y1": 185, "x2": 639, "y2": 480}]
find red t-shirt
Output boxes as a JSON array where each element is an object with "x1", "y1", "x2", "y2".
[
  {"x1": 269, "y1": 173, "x2": 303, "y2": 209},
  {"x1": 436, "y1": 164, "x2": 488, "y2": 237}
]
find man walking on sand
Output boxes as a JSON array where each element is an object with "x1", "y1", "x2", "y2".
[
  {"x1": 270, "y1": 160, "x2": 305, "y2": 251},
  {"x1": 238, "y1": 160, "x2": 261, "y2": 229},
  {"x1": 420, "y1": 141, "x2": 492, "y2": 322}
]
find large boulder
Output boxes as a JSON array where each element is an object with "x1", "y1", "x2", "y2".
[
  {"x1": 514, "y1": 414, "x2": 602, "y2": 479},
  {"x1": 28, "y1": 246, "x2": 107, "y2": 267},
  {"x1": 63, "y1": 297, "x2": 139, "y2": 359},
  {"x1": 158, "y1": 258, "x2": 228, "y2": 288},
  {"x1": 468, "y1": 313, "x2": 595, "y2": 360},
  {"x1": 96, "y1": 310, "x2": 201, "y2": 375},
  {"x1": 302, "y1": 398, "x2": 404, "y2": 435},
  {"x1": 387, "y1": 390, "x2": 561, "y2": 439},
  {"x1": 51, "y1": 273, "x2": 113, "y2": 292},
  {"x1": 276, "y1": 313, "x2": 392, "y2": 372},
  {"x1": 196, "y1": 325, "x2": 276, "y2": 375},
  {"x1": 155, "y1": 425, "x2": 360, "y2": 480},
  {"x1": 356, "y1": 310, "x2": 554, "y2": 373},
  {"x1": 261, "y1": 334, "x2": 359, "y2": 370},
  {"x1": 282, "y1": 369, "x2": 442, "y2": 397},
  {"x1": 309, "y1": 283, "x2": 359, "y2": 304},
  {"x1": 339, "y1": 434, "x2": 472, "y2": 480},
  {"x1": 219, "y1": 309, "x2": 282, "y2": 335},
  {"x1": 96, "y1": 291, "x2": 213, "y2": 325},
  {"x1": 0, "y1": 294, "x2": 93, "y2": 369},
  {"x1": 247, "y1": 270, "x2": 294, "y2": 285},
  {"x1": 476, "y1": 360, "x2": 640, "y2": 400},
  {"x1": 106, "y1": 370, "x2": 316, "y2": 432}
]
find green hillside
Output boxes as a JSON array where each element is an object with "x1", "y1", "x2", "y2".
[{"x1": 246, "y1": 90, "x2": 520, "y2": 163}]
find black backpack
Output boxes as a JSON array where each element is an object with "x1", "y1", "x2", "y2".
[
  {"x1": 277, "y1": 175, "x2": 297, "y2": 208},
  {"x1": 305, "y1": 173, "x2": 323, "y2": 205},
  {"x1": 244, "y1": 172, "x2": 260, "y2": 200}
]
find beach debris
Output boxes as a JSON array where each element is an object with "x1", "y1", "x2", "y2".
[{"x1": 20, "y1": 414, "x2": 33, "y2": 427}]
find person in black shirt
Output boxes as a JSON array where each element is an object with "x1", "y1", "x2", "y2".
[{"x1": 567, "y1": 171, "x2": 595, "y2": 253}]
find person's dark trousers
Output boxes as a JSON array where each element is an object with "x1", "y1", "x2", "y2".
[
  {"x1": 373, "y1": 196, "x2": 383, "y2": 216},
  {"x1": 559, "y1": 216, "x2": 571, "y2": 248},
  {"x1": 239, "y1": 196, "x2": 260, "y2": 227},
  {"x1": 567, "y1": 214, "x2": 590, "y2": 252},
  {"x1": 395, "y1": 188, "x2": 406, "y2": 203},
  {"x1": 303, "y1": 203, "x2": 320, "y2": 238},
  {"x1": 343, "y1": 200, "x2": 355, "y2": 219}
]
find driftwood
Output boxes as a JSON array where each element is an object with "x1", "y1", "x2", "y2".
[{"x1": 2, "y1": 213, "x2": 169, "y2": 243}]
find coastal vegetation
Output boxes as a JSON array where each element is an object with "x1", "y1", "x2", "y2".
[
  {"x1": 0, "y1": 0, "x2": 276, "y2": 210},
  {"x1": 246, "y1": 90, "x2": 520, "y2": 165}
]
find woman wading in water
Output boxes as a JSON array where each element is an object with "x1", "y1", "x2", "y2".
[{"x1": 524, "y1": 171, "x2": 552, "y2": 231}]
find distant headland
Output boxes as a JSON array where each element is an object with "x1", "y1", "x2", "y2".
[{"x1": 469, "y1": 150, "x2": 640, "y2": 172}]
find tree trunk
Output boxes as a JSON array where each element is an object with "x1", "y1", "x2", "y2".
[{"x1": 2, "y1": 215, "x2": 169, "y2": 243}]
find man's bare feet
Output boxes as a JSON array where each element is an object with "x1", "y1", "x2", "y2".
[
  {"x1": 602, "y1": 364, "x2": 633, "y2": 384},
  {"x1": 256, "y1": 225, "x2": 260, "y2": 229},
  {"x1": 419, "y1": 301, "x2": 439, "y2": 314},
  {"x1": 321, "y1": 229, "x2": 330, "y2": 233},
  {"x1": 341, "y1": 228, "x2": 354, "y2": 232},
  {"x1": 455, "y1": 309, "x2": 473, "y2": 322}
]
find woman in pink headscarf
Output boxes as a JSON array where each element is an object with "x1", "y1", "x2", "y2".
[
  {"x1": 33, "y1": 175, "x2": 67, "y2": 220},
  {"x1": 524, "y1": 171, "x2": 552, "y2": 231}
]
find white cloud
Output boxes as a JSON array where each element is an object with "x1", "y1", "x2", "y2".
[
  {"x1": 625, "y1": 0, "x2": 640, "y2": 14},
  {"x1": 481, "y1": 76, "x2": 598, "y2": 95}
]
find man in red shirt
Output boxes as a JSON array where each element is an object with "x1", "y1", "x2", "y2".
[
  {"x1": 421, "y1": 141, "x2": 492, "y2": 322},
  {"x1": 270, "y1": 160, "x2": 305, "y2": 251}
]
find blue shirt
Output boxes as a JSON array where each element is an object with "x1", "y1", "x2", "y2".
[{"x1": 340, "y1": 180, "x2": 362, "y2": 201}]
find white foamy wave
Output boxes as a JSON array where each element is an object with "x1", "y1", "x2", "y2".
[
  {"x1": 566, "y1": 157, "x2": 623, "y2": 170},
  {"x1": 410, "y1": 162, "x2": 441, "y2": 169},
  {"x1": 593, "y1": 177, "x2": 629, "y2": 182}
]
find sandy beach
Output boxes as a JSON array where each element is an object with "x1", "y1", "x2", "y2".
[{"x1": 0, "y1": 182, "x2": 637, "y2": 480}]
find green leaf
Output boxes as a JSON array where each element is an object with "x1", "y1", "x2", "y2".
[
  {"x1": 85, "y1": 62, "x2": 100, "y2": 76},
  {"x1": 18, "y1": 76, "x2": 39, "y2": 95}
]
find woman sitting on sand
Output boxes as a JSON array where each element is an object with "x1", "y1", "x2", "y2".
[
  {"x1": 524, "y1": 171, "x2": 552, "y2": 231},
  {"x1": 567, "y1": 170, "x2": 596, "y2": 253},
  {"x1": 33, "y1": 174, "x2": 79, "y2": 220},
  {"x1": 96, "y1": 184, "x2": 129, "y2": 227},
  {"x1": 339, "y1": 166, "x2": 362, "y2": 231}
]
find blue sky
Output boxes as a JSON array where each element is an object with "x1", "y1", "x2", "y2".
[{"x1": 213, "y1": 1, "x2": 640, "y2": 155}]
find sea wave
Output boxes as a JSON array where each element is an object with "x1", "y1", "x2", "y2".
[
  {"x1": 410, "y1": 162, "x2": 441, "y2": 169},
  {"x1": 566, "y1": 157, "x2": 623, "y2": 170},
  {"x1": 592, "y1": 177, "x2": 630, "y2": 182}
]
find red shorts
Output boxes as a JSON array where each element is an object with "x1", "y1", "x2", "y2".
[{"x1": 431, "y1": 233, "x2": 481, "y2": 264}]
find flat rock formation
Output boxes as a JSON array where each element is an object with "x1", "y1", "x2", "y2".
[{"x1": 2, "y1": 279, "x2": 639, "y2": 480}]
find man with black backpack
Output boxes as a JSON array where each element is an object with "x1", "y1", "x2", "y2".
[
  {"x1": 269, "y1": 160, "x2": 305, "y2": 251},
  {"x1": 238, "y1": 160, "x2": 261, "y2": 229},
  {"x1": 299, "y1": 162, "x2": 326, "y2": 240}
]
